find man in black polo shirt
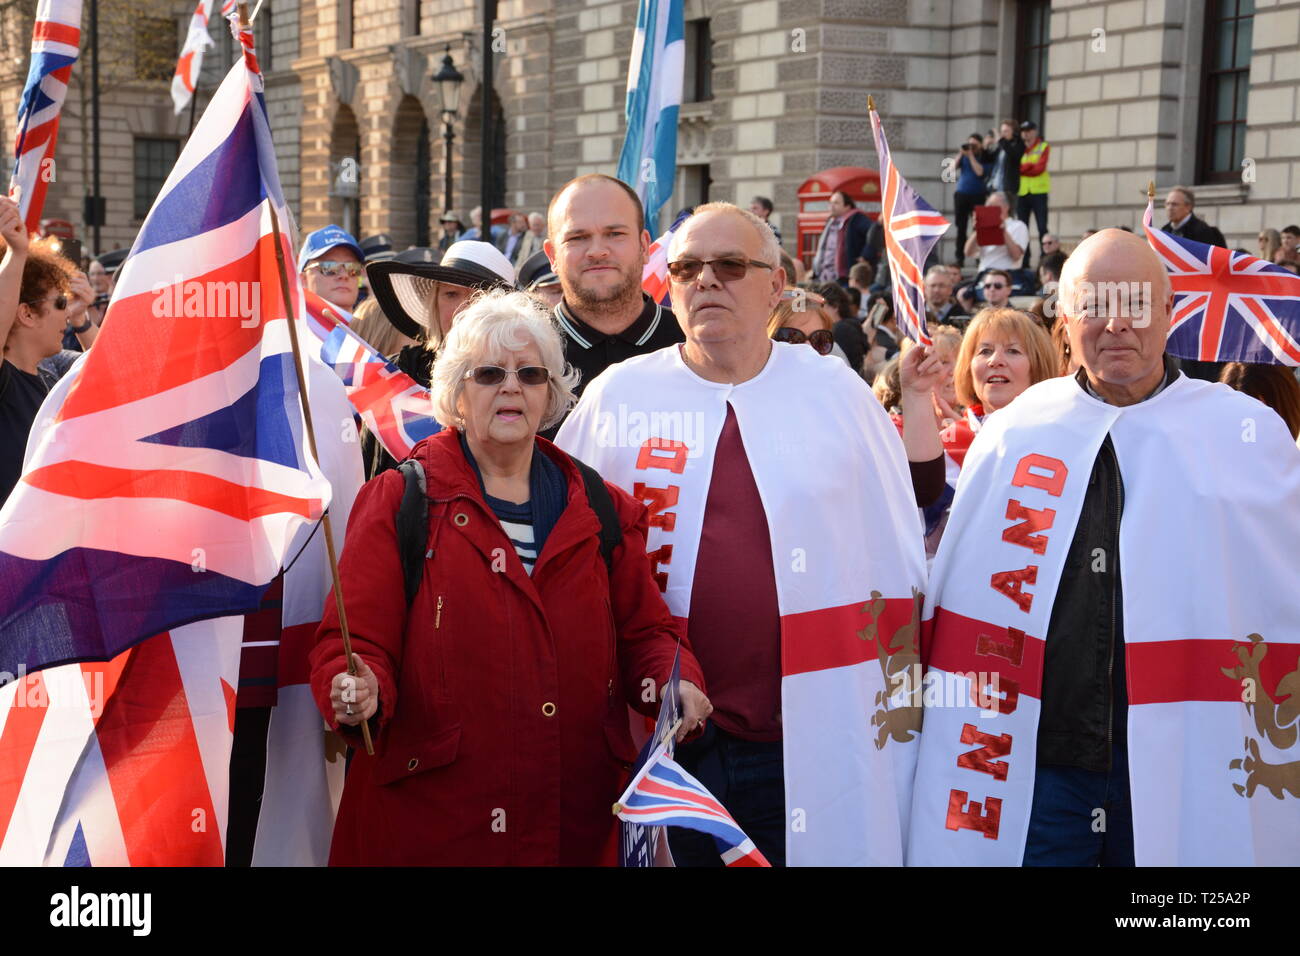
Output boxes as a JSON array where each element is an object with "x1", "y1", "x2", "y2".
[{"x1": 543, "y1": 174, "x2": 684, "y2": 435}]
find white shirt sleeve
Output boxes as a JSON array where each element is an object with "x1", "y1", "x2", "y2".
[{"x1": 1006, "y1": 218, "x2": 1029, "y2": 250}]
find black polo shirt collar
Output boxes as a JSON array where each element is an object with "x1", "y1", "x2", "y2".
[{"x1": 554, "y1": 294, "x2": 666, "y2": 350}]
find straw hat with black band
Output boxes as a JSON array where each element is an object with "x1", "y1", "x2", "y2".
[{"x1": 367, "y1": 240, "x2": 517, "y2": 340}]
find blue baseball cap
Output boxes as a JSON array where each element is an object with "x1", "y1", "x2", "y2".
[{"x1": 297, "y1": 225, "x2": 365, "y2": 273}]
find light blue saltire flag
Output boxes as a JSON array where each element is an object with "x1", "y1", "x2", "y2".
[{"x1": 616, "y1": 0, "x2": 684, "y2": 234}]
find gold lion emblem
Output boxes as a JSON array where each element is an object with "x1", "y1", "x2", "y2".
[
  {"x1": 1221, "y1": 632, "x2": 1300, "y2": 799},
  {"x1": 859, "y1": 587, "x2": 924, "y2": 749}
]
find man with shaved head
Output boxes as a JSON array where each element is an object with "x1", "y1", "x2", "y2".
[
  {"x1": 557, "y1": 202, "x2": 940, "y2": 866},
  {"x1": 911, "y1": 229, "x2": 1300, "y2": 867}
]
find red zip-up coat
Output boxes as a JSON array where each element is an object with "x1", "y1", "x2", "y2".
[{"x1": 310, "y1": 429, "x2": 705, "y2": 866}]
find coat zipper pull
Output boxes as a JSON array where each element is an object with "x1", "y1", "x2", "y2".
[{"x1": 435, "y1": 595, "x2": 443, "y2": 629}]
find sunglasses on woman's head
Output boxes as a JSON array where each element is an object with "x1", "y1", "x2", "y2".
[
  {"x1": 463, "y1": 365, "x2": 551, "y2": 387},
  {"x1": 306, "y1": 261, "x2": 365, "y2": 279},
  {"x1": 25, "y1": 293, "x2": 68, "y2": 311},
  {"x1": 666, "y1": 256, "x2": 774, "y2": 283},
  {"x1": 773, "y1": 326, "x2": 835, "y2": 355}
]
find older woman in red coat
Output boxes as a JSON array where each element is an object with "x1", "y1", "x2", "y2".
[{"x1": 310, "y1": 289, "x2": 709, "y2": 866}]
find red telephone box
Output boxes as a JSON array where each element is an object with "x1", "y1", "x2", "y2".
[
  {"x1": 40, "y1": 218, "x2": 76, "y2": 240},
  {"x1": 795, "y1": 167, "x2": 882, "y2": 269}
]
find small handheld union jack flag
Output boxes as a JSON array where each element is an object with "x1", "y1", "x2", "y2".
[
  {"x1": 303, "y1": 291, "x2": 442, "y2": 461},
  {"x1": 614, "y1": 740, "x2": 771, "y2": 867},
  {"x1": 1141, "y1": 190, "x2": 1300, "y2": 365},
  {"x1": 869, "y1": 96, "x2": 950, "y2": 348}
]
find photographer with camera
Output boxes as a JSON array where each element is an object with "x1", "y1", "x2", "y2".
[{"x1": 951, "y1": 134, "x2": 987, "y2": 270}]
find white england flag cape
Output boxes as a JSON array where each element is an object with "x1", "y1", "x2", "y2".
[
  {"x1": 910, "y1": 372, "x2": 1300, "y2": 866},
  {"x1": 557, "y1": 342, "x2": 928, "y2": 865}
]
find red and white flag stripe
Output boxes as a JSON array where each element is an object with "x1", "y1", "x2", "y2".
[{"x1": 172, "y1": 0, "x2": 215, "y2": 114}]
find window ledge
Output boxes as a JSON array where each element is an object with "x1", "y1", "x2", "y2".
[{"x1": 1165, "y1": 182, "x2": 1250, "y2": 207}]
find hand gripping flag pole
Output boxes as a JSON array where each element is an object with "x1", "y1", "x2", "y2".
[{"x1": 239, "y1": 2, "x2": 373, "y2": 756}]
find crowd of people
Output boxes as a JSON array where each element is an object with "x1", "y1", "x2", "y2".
[{"x1": 2, "y1": 154, "x2": 1299, "y2": 867}]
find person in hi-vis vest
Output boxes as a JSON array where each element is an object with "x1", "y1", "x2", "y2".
[{"x1": 1015, "y1": 120, "x2": 1051, "y2": 269}]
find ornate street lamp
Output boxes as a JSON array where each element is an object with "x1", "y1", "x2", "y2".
[{"x1": 432, "y1": 45, "x2": 464, "y2": 216}]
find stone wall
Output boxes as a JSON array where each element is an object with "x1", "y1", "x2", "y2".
[{"x1": 1, "y1": 0, "x2": 1295, "y2": 259}]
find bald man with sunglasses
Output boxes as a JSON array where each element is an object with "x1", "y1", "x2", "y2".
[{"x1": 557, "y1": 202, "x2": 942, "y2": 867}]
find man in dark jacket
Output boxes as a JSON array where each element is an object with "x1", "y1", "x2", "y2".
[
  {"x1": 1160, "y1": 186, "x2": 1227, "y2": 381},
  {"x1": 1160, "y1": 186, "x2": 1226, "y2": 248},
  {"x1": 811, "y1": 190, "x2": 872, "y2": 285},
  {"x1": 984, "y1": 118, "x2": 1025, "y2": 199}
]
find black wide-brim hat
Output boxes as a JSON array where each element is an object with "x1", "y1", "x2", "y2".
[{"x1": 366, "y1": 240, "x2": 517, "y2": 339}]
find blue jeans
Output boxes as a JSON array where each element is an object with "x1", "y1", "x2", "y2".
[
  {"x1": 666, "y1": 723, "x2": 786, "y2": 867},
  {"x1": 1023, "y1": 738, "x2": 1135, "y2": 866}
]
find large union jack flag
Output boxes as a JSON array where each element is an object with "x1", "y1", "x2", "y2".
[
  {"x1": 1142, "y1": 197, "x2": 1300, "y2": 365},
  {"x1": 870, "y1": 103, "x2": 950, "y2": 347},
  {"x1": 0, "y1": 14, "x2": 329, "y2": 680},
  {"x1": 0, "y1": 17, "x2": 337, "y2": 868},
  {"x1": 10, "y1": 0, "x2": 82, "y2": 233},
  {"x1": 614, "y1": 741, "x2": 770, "y2": 867},
  {"x1": 304, "y1": 292, "x2": 441, "y2": 461}
]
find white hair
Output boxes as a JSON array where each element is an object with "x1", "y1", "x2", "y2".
[
  {"x1": 430, "y1": 289, "x2": 580, "y2": 431},
  {"x1": 667, "y1": 202, "x2": 783, "y2": 274}
]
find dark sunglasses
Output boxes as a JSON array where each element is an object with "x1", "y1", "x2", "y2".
[
  {"x1": 773, "y1": 326, "x2": 835, "y2": 355},
  {"x1": 667, "y1": 256, "x2": 774, "y2": 283},
  {"x1": 982, "y1": 282, "x2": 1007, "y2": 290},
  {"x1": 25, "y1": 293, "x2": 68, "y2": 311},
  {"x1": 463, "y1": 365, "x2": 550, "y2": 387}
]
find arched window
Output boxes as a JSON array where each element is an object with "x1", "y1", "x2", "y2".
[
  {"x1": 390, "y1": 97, "x2": 431, "y2": 248},
  {"x1": 329, "y1": 105, "x2": 362, "y2": 235},
  {"x1": 462, "y1": 86, "x2": 507, "y2": 213},
  {"x1": 416, "y1": 118, "x2": 431, "y2": 246}
]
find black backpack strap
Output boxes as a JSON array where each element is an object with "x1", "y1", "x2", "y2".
[
  {"x1": 395, "y1": 458, "x2": 428, "y2": 607},
  {"x1": 572, "y1": 458, "x2": 622, "y2": 573}
]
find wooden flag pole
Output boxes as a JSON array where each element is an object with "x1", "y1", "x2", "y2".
[
  {"x1": 239, "y1": 1, "x2": 373, "y2": 756},
  {"x1": 867, "y1": 93, "x2": 875, "y2": 112},
  {"x1": 1148, "y1": 179, "x2": 1155, "y2": 201}
]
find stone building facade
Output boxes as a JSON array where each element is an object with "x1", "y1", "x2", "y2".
[{"x1": 2, "y1": 0, "x2": 1296, "y2": 260}]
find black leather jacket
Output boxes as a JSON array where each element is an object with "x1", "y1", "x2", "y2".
[{"x1": 1035, "y1": 360, "x2": 1179, "y2": 772}]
